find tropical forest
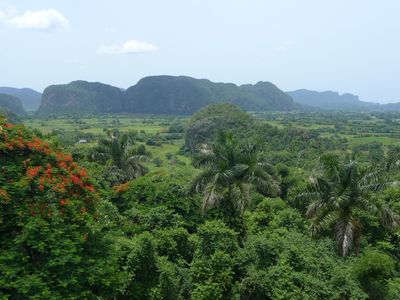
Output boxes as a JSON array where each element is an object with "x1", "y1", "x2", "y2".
[{"x1": 2, "y1": 1, "x2": 400, "y2": 299}]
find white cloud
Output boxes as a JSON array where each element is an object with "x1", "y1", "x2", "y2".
[
  {"x1": 3, "y1": 8, "x2": 69, "y2": 31},
  {"x1": 97, "y1": 39, "x2": 158, "y2": 55}
]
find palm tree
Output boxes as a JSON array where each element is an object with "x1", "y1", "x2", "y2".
[
  {"x1": 189, "y1": 132, "x2": 280, "y2": 218},
  {"x1": 299, "y1": 154, "x2": 399, "y2": 256},
  {"x1": 91, "y1": 130, "x2": 148, "y2": 181}
]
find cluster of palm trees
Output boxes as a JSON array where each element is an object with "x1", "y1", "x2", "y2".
[
  {"x1": 90, "y1": 129, "x2": 399, "y2": 256},
  {"x1": 189, "y1": 132, "x2": 400, "y2": 256}
]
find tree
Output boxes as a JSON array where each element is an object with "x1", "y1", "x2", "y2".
[
  {"x1": 299, "y1": 154, "x2": 399, "y2": 256},
  {"x1": 353, "y1": 249, "x2": 395, "y2": 299},
  {"x1": 90, "y1": 130, "x2": 148, "y2": 182},
  {"x1": 0, "y1": 119, "x2": 119, "y2": 298},
  {"x1": 189, "y1": 132, "x2": 279, "y2": 224},
  {"x1": 189, "y1": 220, "x2": 239, "y2": 300}
]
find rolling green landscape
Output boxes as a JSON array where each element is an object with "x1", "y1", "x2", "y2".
[
  {"x1": 2, "y1": 1, "x2": 400, "y2": 298},
  {"x1": 3, "y1": 103, "x2": 400, "y2": 299}
]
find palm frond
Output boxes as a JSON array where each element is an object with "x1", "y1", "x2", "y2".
[
  {"x1": 188, "y1": 168, "x2": 217, "y2": 194},
  {"x1": 380, "y1": 206, "x2": 400, "y2": 230},
  {"x1": 231, "y1": 183, "x2": 251, "y2": 212},
  {"x1": 202, "y1": 186, "x2": 222, "y2": 211},
  {"x1": 335, "y1": 218, "x2": 359, "y2": 256},
  {"x1": 305, "y1": 199, "x2": 326, "y2": 218}
]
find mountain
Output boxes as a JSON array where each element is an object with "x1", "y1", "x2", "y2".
[
  {"x1": 37, "y1": 81, "x2": 124, "y2": 115},
  {"x1": 287, "y1": 89, "x2": 380, "y2": 111},
  {"x1": 380, "y1": 102, "x2": 400, "y2": 111},
  {"x1": 0, "y1": 93, "x2": 26, "y2": 116},
  {"x1": 124, "y1": 76, "x2": 298, "y2": 114},
  {"x1": 0, "y1": 87, "x2": 42, "y2": 111},
  {"x1": 38, "y1": 76, "x2": 299, "y2": 116}
]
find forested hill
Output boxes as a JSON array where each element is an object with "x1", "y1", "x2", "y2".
[
  {"x1": 37, "y1": 76, "x2": 299, "y2": 115},
  {"x1": 0, "y1": 93, "x2": 27, "y2": 116},
  {"x1": 0, "y1": 87, "x2": 42, "y2": 111},
  {"x1": 124, "y1": 76, "x2": 298, "y2": 114},
  {"x1": 38, "y1": 81, "x2": 124, "y2": 115}
]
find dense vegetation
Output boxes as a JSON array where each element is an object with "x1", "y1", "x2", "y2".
[
  {"x1": 37, "y1": 76, "x2": 298, "y2": 116},
  {"x1": 2, "y1": 104, "x2": 400, "y2": 299}
]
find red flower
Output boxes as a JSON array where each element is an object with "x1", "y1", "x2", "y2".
[
  {"x1": 58, "y1": 161, "x2": 67, "y2": 169},
  {"x1": 59, "y1": 199, "x2": 71, "y2": 206},
  {"x1": 84, "y1": 184, "x2": 95, "y2": 193},
  {"x1": 71, "y1": 175, "x2": 82, "y2": 186},
  {"x1": 26, "y1": 166, "x2": 42, "y2": 177},
  {"x1": 44, "y1": 163, "x2": 53, "y2": 178},
  {"x1": 79, "y1": 168, "x2": 87, "y2": 178}
]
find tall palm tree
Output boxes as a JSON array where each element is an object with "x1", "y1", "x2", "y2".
[
  {"x1": 189, "y1": 132, "x2": 280, "y2": 217},
  {"x1": 299, "y1": 154, "x2": 399, "y2": 256},
  {"x1": 91, "y1": 130, "x2": 148, "y2": 180}
]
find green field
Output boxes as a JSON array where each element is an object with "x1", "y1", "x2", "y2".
[
  {"x1": 24, "y1": 115, "x2": 194, "y2": 174},
  {"x1": 24, "y1": 116, "x2": 169, "y2": 134}
]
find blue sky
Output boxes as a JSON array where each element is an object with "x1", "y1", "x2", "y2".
[{"x1": 1, "y1": 0, "x2": 399, "y2": 103}]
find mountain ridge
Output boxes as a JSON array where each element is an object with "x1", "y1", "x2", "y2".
[
  {"x1": 286, "y1": 89, "x2": 397, "y2": 111},
  {"x1": 7, "y1": 78, "x2": 400, "y2": 115},
  {"x1": 37, "y1": 75, "x2": 299, "y2": 115}
]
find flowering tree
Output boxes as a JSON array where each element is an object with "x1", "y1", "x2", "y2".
[{"x1": 0, "y1": 118, "x2": 118, "y2": 298}]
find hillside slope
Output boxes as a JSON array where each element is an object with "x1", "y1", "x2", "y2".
[
  {"x1": 0, "y1": 87, "x2": 42, "y2": 111},
  {"x1": 0, "y1": 93, "x2": 27, "y2": 116},
  {"x1": 37, "y1": 81, "x2": 124, "y2": 115}
]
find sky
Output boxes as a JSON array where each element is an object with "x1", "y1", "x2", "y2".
[{"x1": 1, "y1": 0, "x2": 400, "y2": 103}]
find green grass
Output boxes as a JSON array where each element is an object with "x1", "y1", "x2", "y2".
[
  {"x1": 347, "y1": 135, "x2": 400, "y2": 147},
  {"x1": 145, "y1": 141, "x2": 195, "y2": 174},
  {"x1": 23, "y1": 116, "x2": 168, "y2": 134}
]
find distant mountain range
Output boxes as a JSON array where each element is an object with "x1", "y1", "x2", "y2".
[
  {"x1": 0, "y1": 87, "x2": 41, "y2": 111},
  {"x1": 287, "y1": 89, "x2": 399, "y2": 111},
  {"x1": 37, "y1": 76, "x2": 298, "y2": 115},
  {"x1": 2, "y1": 77, "x2": 400, "y2": 116}
]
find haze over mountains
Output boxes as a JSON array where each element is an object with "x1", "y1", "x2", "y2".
[
  {"x1": 287, "y1": 89, "x2": 381, "y2": 111},
  {"x1": 0, "y1": 87, "x2": 42, "y2": 111},
  {"x1": 1, "y1": 76, "x2": 400, "y2": 116}
]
